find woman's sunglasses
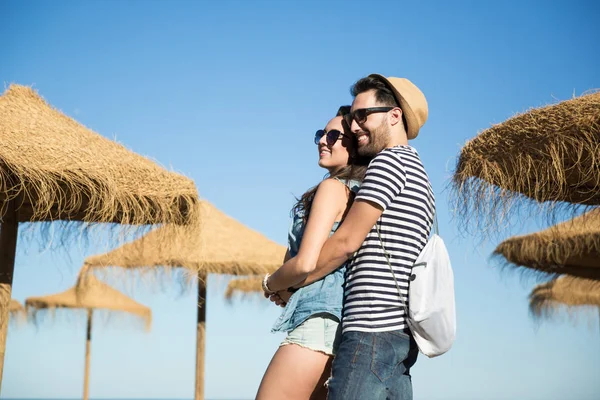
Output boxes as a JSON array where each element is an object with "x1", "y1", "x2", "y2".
[
  {"x1": 343, "y1": 107, "x2": 394, "y2": 127},
  {"x1": 314, "y1": 129, "x2": 350, "y2": 146}
]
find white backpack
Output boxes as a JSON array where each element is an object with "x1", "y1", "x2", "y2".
[{"x1": 375, "y1": 217, "x2": 456, "y2": 358}]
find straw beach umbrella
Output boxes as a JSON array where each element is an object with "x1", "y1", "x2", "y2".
[
  {"x1": 83, "y1": 200, "x2": 286, "y2": 400},
  {"x1": 452, "y1": 91, "x2": 600, "y2": 233},
  {"x1": 224, "y1": 276, "x2": 262, "y2": 299},
  {"x1": 26, "y1": 274, "x2": 151, "y2": 400},
  {"x1": 8, "y1": 299, "x2": 23, "y2": 316},
  {"x1": 8, "y1": 299, "x2": 25, "y2": 324},
  {"x1": 494, "y1": 209, "x2": 600, "y2": 279},
  {"x1": 0, "y1": 84, "x2": 198, "y2": 386},
  {"x1": 529, "y1": 275, "x2": 600, "y2": 320}
]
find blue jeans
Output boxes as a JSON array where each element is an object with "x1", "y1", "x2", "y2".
[{"x1": 327, "y1": 330, "x2": 418, "y2": 400}]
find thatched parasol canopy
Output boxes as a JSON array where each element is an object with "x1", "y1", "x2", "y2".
[
  {"x1": 84, "y1": 200, "x2": 286, "y2": 276},
  {"x1": 25, "y1": 275, "x2": 151, "y2": 328},
  {"x1": 0, "y1": 84, "x2": 194, "y2": 391},
  {"x1": 529, "y1": 275, "x2": 600, "y2": 319},
  {"x1": 8, "y1": 299, "x2": 24, "y2": 321},
  {"x1": 452, "y1": 91, "x2": 600, "y2": 233},
  {"x1": 224, "y1": 276, "x2": 262, "y2": 299},
  {"x1": 0, "y1": 84, "x2": 198, "y2": 225},
  {"x1": 83, "y1": 200, "x2": 285, "y2": 400},
  {"x1": 25, "y1": 274, "x2": 151, "y2": 400},
  {"x1": 494, "y1": 209, "x2": 600, "y2": 279}
]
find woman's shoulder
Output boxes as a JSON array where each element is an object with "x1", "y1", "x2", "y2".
[
  {"x1": 319, "y1": 177, "x2": 349, "y2": 192},
  {"x1": 333, "y1": 177, "x2": 361, "y2": 193},
  {"x1": 313, "y1": 178, "x2": 351, "y2": 203}
]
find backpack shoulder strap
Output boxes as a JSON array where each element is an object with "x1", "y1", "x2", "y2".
[{"x1": 375, "y1": 220, "x2": 410, "y2": 316}]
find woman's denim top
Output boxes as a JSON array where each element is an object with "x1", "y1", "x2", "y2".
[{"x1": 272, "y1": 178, "x2": 361, "y2": 333}]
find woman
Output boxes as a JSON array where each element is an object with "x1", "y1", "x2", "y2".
[{"x1": 256, "y1": 106, "x2": 371, "y2": 400}]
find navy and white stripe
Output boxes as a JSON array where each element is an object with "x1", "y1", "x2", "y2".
[{"x1": 342, "y1": 145, "x2": 435, "y2": 334}]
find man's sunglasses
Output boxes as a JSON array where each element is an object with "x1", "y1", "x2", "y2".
[
  {"x1": 343, "y1": 107, "x2": 394, "y2": 127},
  {"x1": 314, "y1": 129, "x2": 350, "y2": 146}
]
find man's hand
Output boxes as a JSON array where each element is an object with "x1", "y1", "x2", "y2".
[
  {"x1": 266, "y1": 290, "x2": 292, "y2": 307},
  {"x1": 277, "y1": 290, "x2": 292, "y2": 304}
]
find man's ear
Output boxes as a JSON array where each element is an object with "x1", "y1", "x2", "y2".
[{"x1": 389, "y1": 107, "x2": 403, "y2": 127}]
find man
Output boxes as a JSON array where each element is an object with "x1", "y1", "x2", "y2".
[{"x1": 266, "y1": 74, "x2": 435, "y2": 399}]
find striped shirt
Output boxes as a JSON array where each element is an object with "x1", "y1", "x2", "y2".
[{"x1": 342, "y1": 145, "x2": 435, "y2": 334}]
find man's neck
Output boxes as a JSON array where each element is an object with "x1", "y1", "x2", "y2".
[{"x1": 386, "y1": 133, "x2": 409, "y2": 148}]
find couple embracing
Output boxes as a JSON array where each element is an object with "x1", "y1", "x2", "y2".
[{"x1": 259, "y1": 74, "x2": 435, "y2": 400}]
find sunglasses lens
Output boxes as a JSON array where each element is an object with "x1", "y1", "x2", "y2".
[
  {"x1": 326, "y1": 130, "x2": 342, "y2": 146},
  {"x1": 314, "y1": 130, "x2": 325, "y2": 144},
  {"x1": 355, "y1": 109, "x2": 367, "y2": 123}
]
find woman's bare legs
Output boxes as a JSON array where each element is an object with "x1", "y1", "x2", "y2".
[{"x1": 256, "y1": 343, "x2": 332, "y2": 400}]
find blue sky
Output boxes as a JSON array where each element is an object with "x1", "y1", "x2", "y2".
[{"x1": 2, "y1": 1, "x2": 599, "y2": 399}]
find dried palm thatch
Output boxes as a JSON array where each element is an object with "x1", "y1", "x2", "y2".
[
  {"x1": 224, "y1": 276, "x2": 262, "y2": 299},
  {"x1": 0, "y1": 300, "x2": 25, "y2": 364},
  {"x1": 8, "y1": 300, "x2": 22, "y2": 313},
  {"x1": 0, "y1": 84, "x2": 198, "y2": 389},
  {"x1": 83, "y1": 200, "x2": 285, "y2": 400},
  {"x1": 452, "y1": 91, "x2": 600, "y2": 235},
  {"x1": 25, "y1": 274, "x2": 151, "y2": 400},
  {"x1": 25, "y1": 274, "x2": 151, "y2": 329},
  {"x1": 8, "y1": 300, "x2": 24, "y2": 320},
  {"x1": 529, "y1": 275, "x2": 600, "y2": 320},
  {"x1": 494, "y1": 209, "x2": 600, "y2": 279},
  {"x1": 84, "y1": 200, "x2": 286, "y2": 277},
  {"x1": 0, "y1": 84, "x2": 199, "y2": 226}
]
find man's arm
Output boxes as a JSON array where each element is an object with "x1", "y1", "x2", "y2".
[
  {"x1": 295, "y1": 149, "x2": 408, "y2": 287},
  {"x1": 294, "y1": 199, "x2": 384, "y2": 287},
  {"x1": 268, "y1": 200, "x2": 383, "y2": 307},
  {"x1": 265, "y1": 179, "x2": 347, "y2": 292}
]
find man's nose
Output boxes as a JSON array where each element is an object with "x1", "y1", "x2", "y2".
[{"x1": 350, "y1": 118, "x2": 361, "y2": 134}]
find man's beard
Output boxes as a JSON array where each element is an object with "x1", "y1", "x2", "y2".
[{"x1": 357, "y1": 119, "x2": 392, "y2": 158}]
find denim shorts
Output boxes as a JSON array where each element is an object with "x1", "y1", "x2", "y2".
[{"x1": 280, "y1": 313, "x2": 341, "y2": 356}]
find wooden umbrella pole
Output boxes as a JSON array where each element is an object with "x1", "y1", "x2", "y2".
[
  {"x1": 195, "y1": 272, "x2": 207, "y2": 400},
  {"x1": 83, "y1": 309, "x2": 93, "y2": 400},
  {"x1": 0, "y1": 198, "x2": 18, "y2": 392}
]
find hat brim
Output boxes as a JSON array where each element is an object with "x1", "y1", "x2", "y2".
[{"x1": 369, "y1": 74, "x2": 419, "y2": 139}]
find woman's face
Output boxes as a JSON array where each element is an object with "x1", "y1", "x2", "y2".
[{"x1": 317, "y1": 116, "x2": 354, "y2": 173}]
